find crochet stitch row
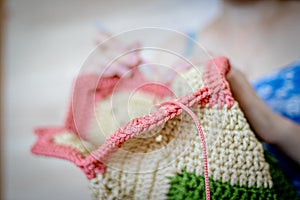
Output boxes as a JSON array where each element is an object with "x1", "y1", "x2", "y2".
[{"x1": 31, "y1": 57, "x2": 298, "y2": 199}]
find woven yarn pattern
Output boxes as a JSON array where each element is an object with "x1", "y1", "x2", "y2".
[{"x1": 31, "y1": 57, "x2": 298, "y2": 200}]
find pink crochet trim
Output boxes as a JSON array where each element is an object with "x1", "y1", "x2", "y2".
[
  {"x1": 31, "y1": 57, "x2": 234, "y2": 180},
  {"x1": 162, "y1": 100, "x2": 211, "y2": 200},
  {"x1": 203, "y1": 57, "x2": 233, "y2": 108},
  {"x1": 31, "y1": 127, "x2": 106, "y2": 178},
  {"x1": 64, "y1": 75, "x2": 120, "y2": 137},
  {"x1": 65, "y1": 70, "x2": 173, "y2": 139}
]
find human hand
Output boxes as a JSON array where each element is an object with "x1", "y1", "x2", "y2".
[
  {"x1": 226, "y1": 67, "x2": 281, "y2": 144},
  {"x1": 226, "y1": 67, "x2": 300, "y2": 165}
]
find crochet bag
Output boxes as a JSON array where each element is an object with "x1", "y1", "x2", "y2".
[{"x1": 31, "y1": 57, "x2": 298, "y2": 200}]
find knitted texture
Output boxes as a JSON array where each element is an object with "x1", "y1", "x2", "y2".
[
  {"x1": 31, "y1": 57, "x2": 298, "y2": 199},
  {"x1": 167, "y1": 152, "x2": 299, "y2": 200},
  {"x1": 86, "y1": 102, "x2": 276, "y2": 199}
]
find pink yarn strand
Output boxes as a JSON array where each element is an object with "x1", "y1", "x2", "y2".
[{"x1": 162, "y1": 100, "x2": 210, "y2": 200}]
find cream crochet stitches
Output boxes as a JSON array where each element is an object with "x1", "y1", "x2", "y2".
[
  {"x1": 54, "y1": 101, "x2": 273, "y2": 199},
  {"x1": 31, "y1": 57, "x2": 298, "y2": 200},
  {"x1": 54, "y1": 62, "x2": 272, "y2": 198}
]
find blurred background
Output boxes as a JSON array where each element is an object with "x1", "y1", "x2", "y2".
[{"x1": 3, "y1": 0, "x2": 220, "y2": 199}]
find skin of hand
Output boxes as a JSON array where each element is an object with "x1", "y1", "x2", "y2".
[{"x1": 226, "y1": 67, "x2": 300, "y2": 165}]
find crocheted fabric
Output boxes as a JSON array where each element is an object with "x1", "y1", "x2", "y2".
[
  {"x1": 167, "y1": 152, "x2": 298, "y2": 200},
  {"x1": 31, "y1": 57, "x2": 298, "y2": 200}
]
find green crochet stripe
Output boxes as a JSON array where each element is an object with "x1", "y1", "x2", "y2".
[
  {"x1": 264, "y1": 151, "x2": 299, "y2": 200},
  {"x1": 167, "y1": 152, "x2": 299, "y2": 200}
]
